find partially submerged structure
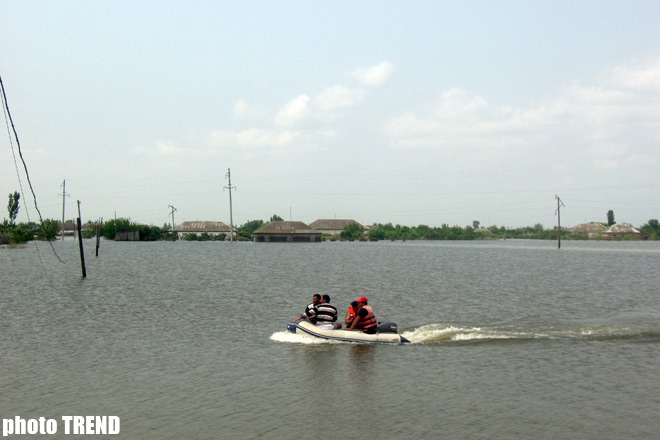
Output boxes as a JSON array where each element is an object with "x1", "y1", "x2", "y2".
[
  {"x1": 308, "y1": 219, "x2": 368, "y2": 236},
  {"x1": 174, "y1": 221, "x2": 236, "y2": 240},
  {"x1": 570, "y1": 223, "x2": 606, "y2": 239},
  {"x1": 253, "y1": 221, "x2": 322, "y2": 242},
  {"x1": 57, "y1": 221, "x2": 77, "y2": 239},
  {"x1": 601, "y1": 223, "x2": 648, "y2": 240},
  {"x1": 116, "y1": 231, "x2": 140, "y2": 241}
]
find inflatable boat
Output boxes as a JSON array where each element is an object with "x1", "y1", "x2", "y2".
[{"x1": 287, "y1": 319, "x2": 410, "y2": 344}]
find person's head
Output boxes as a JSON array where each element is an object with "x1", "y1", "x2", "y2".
[
  {"x1": 350, "y1": 300, "x2": 358, "y2": 308},
  {"x1": 322, "y1": 294, "x2": 331, "y2": 303},
  {"x1": 312, "y1": 294, "x2": 321, "y2": 304},
  {"x1": 357, "y1": 296, "x2": 368, "y2": 305}
]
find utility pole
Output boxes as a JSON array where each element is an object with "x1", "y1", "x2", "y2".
[
  {"x1": 58, "y1": 179, "x2": 70, "y2": 240},
  {"x1": 168, "y1": 205, "x2": 177, "y2": 240},
  {"x1": 95, "y1": 217, "x2": 102, "y2": 257},
  {"x1": 224, "y1": 168, "x2": 236, "y2": 242},
  {"x1": 555, "y1": 195, "x2": 565, "y2": 249}
]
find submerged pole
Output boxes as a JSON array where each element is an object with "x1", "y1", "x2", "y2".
[
  {"x1": 95, "y1": 217, "x2": 102, "y2": 257},
  {"x1": 77, "y1": 200, "x2": 86, "y2": 277}
]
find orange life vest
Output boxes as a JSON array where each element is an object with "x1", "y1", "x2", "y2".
[{"x1": 357, "y1": 305, "x2": 377, "y2": 329}]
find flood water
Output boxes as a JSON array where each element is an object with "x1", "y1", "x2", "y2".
[{"x1": 2, "y1": 239, "x2": 660, "y2": 439}]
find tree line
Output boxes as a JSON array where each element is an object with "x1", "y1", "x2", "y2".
[{"x1": 2, "y1": 193, "x2": 659, "y2": 244}]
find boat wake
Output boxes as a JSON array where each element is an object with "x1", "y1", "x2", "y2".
[{"x1": 402, "y1": 323, "x2": 660, "y2": 344}]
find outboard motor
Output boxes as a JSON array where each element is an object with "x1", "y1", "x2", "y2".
[{"x1": 378, "y1": 322, "x2": 399, "y2": 334}]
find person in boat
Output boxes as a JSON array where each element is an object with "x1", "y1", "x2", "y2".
[
  {"x1": 345, "y1": 296, "x2": 377, "y2": 333},
  {"x1": 315, "y1": 294, "x2": 342, "y2": 330},
  {"x1": 295, "y1": 294, "x2": 321, "y2": 323},
  {"x1": 344, "y1": 300, "x2": 359, "y2": 328}
]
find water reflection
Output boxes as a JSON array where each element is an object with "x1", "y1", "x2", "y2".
[{"x1": 347, "y1": 344, "x2": 376, "y2": 368}]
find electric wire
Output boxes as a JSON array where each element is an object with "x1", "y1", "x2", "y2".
[{"x1": 1, "y1": 74, "x2": 64, "y2": 275}]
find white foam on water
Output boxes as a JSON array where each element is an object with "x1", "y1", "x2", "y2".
[
  {"x1": 269, "y1": 331, "x2": 340, "y2": 344},
  {"x1": 402, "y1": 324, "x2": 540, "y2": 343},
  {"x1": 401, "y1": 323, "x2": 660, "y2": 344},
  {"x1": 402, "y1": 324, "x2": 479, "y2": 343},
  {"x1": 452, "y1": 331, "x2": 517, "y2": 341}
]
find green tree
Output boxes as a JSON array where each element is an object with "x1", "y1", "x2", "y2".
[
  {"x1": 473, "y1": 220, "x2": 480, "y2": 229},
  {"x1": 101, "y1": 218, "x2": 133, "y2": 240},
  {"x1": 136, "y1": 224, "x2": 163, "y2": 241},
  {"x1": 39, "y1": 219, "x2": 59, "y2": 240},
  {"x1": 368, "y1": 226, "x2": 385, "y2": 241},
  {"x1": 639, "y1": 219, "x2": 660, "y2": 240},
  {"x1": 7, "y1": 191, "x2": 20, "y2": 224},
  {"x1": 238, "y1": 219, "x2": 264, "y2": 240},
  {"x1": 607, "y1": 210, "x2": 615, "y2": 226},
  {"x1": 340, "y1": 222, "x2": 364, "y2": 241},
  {"x1": 270, "y1": 214, "x2": 284, "y2": 222},
  {"x1": 183, "y1": 233, "x2": 198, "y2": 241},
  {"x1": 9, "y1": 226, "x2": 32, "y2": 243}
]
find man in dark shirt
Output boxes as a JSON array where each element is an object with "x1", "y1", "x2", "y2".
[{"x1": 295, "y1": 294, "x2": 321, "y2": 322}]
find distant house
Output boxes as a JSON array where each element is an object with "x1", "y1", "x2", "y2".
[
  {"x1": 82, "y1": 223, "x2": 102, "y2": 231},
  {"x1": 253, "y1": 221, "x2": 322, "y2": 243},
  {"x1": 308, "y1": 219, "x2": 369, "y2": 236},
  {"x1": 57, "y1": 221, "x2": 77, "y2": 238},
  {"x1": 570, "y1": 223, "x2": 606, "y2": 239},
  {"x1": 116, "y1": 231, "x2": 140, "y2": 241},
  {"x1": 601, "y1": 223, "x2": 647, "y2": 240},
  {"x1": 174, "y1": 221, "x2": 236, "y2": 240}
]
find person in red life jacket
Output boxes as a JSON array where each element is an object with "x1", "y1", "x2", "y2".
[
  {"x1": 344, "y1": 300, "x2": 359, "y2": 328},
  {"x1": 295, "y1": 294, "x2": 321, "y2": 323},
  {"x1": 345, "y1": 296, "x2": 377, "y2": 333}
]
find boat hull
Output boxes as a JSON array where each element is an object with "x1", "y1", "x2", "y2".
[{"x1": 287, "y1": 319, "x2": 410, "y2": 344}]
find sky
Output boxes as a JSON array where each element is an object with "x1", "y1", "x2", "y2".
[{"x1": 2, "y1": 1, "x2": 659, "y2": 229}]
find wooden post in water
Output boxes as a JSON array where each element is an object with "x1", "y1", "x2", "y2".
[
  {"x1": 95, "y1": 218, "x2": 102, "y2": 257},
  {"x1": 77, "y1": 200, "x2": 87, "y2": 277}
]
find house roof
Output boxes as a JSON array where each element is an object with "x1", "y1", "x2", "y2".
[
  {"x1": 308, "y1": 219, "x2": 366, "y2": 230},
  {"x1": 254, "y1": 221, "x2": 320, "y2": 235},
  {"x1": 175, "y1": 221, "x2": 235, "y2": 232},
  {"x1": 57, "y1": 221, "x2": 77, "y2": 231},
  {"x1": 604, "y1": 223, "x2": 641, "y2": 234},
  {"x1": 570, "y1": 223, "x2": 606, "y2": 233}
]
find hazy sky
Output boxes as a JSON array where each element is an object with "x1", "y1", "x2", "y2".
[{"x1": 2, "y1": 1, "x2": 659, "y2": 229}]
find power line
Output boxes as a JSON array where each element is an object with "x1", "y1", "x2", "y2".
[
  {"x1": 1, "y1": 74, "x2": 63, "y2": 273},
  {"x1": 1, "y1": 75, "x2": 45, "y2": 224}
]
